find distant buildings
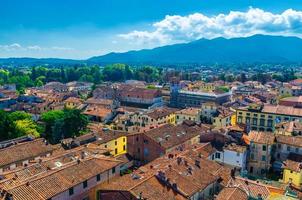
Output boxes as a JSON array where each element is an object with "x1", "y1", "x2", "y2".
[
  {"x1": 236, "y1": 104, "x2": 302, "y2": 132},
  {"x1": 170, "y1": 81, "x2": 232, "y2": 108}
]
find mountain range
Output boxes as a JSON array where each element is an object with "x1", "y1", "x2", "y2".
[{"x1": 1, "y1": 34, "x2": 302, "y2": 65}]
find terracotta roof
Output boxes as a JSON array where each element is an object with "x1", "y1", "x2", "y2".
[
  {"x1": 3, "y1": 157, "x2": 121, "y2": 200},
  {"x1": 248, "y1": 131, "x2": 275, "y2": 145},
  {"x1": 275, "y1": 121, "x2": 302, "y2": 133},
  {"x1": 83, "y1": 105, "x2": 112, "y2": 118},
  {"x1": 227, "y1": 177, "x2": 271, "y2": 199},
  {"x1": 86, "y1": 98, "x2": 113, "y2": 106},
  {"x1": 216, "y1": 187, "x2": 248, "y2": 200},
  {"x1": 290, "y1": 79, "x2": 302, "y2": 86},
  {"x1": 99, "y1": 146, "x2": 231, "y2": 200},
  {"x1": 64, "y1": 97, "x2": 83, "y2": 104},
  {"x1": 146, "y1": 107, "x2": 178, "y2": 119},
  {"x1": 93, "y1": 130, "x2": 128, "y2": 145},
  {"x1": 283, "y1": 159, "x2": 302, "y2": 172},
  {"x1": 276, "y1": 135, "x2": 302, "y2": 148},
  {"x1": 224, "y1": 143, "x2": 247, "y2": 153},
  {"x1": 191, "y1": 143, "x2": 216, "y2": 158},
  {"x1": 144, "y1": 122, "x2": 209, "y2": 150},
  {"x1": 0, "y1": 139, "x2": 57, "y2": 168},
  {"x1": 262, "y1": 104, "x2": 302, "y2": 117},
  {"x1": 119, "y1": 87, "x2": 161, "y2": 100},
  {"x1": 175, "y1": 108, "x2": 201, "y2": 116}
]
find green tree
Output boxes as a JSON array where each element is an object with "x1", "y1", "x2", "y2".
[
  {"x1": 8, "y1": 111, "x2": 32, "y2": 121},
  {"x1": 14, "y1": 119, "x2": 40, "y2": 138}
]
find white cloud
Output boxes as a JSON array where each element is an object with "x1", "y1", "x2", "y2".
[
  {"x1": 0, "y1": 44, "x2": 73, "y2": 52},
  {"x1": 119, "y1": 8, "x2": 302, "y2": 46}
]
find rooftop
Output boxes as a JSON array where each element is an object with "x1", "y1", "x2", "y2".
[
  {"x1": 216, "y1": 187, "x2": 248, "y2": 200},
  {"x1": 99, "y1": 145, "x2": 231, "y2": 200},
  {"x1": 0, "y1": 145, "x2": 122, "y2": 200},
  {"x1": 144, "y1": 122, "x2": 210, "y2": 150},
  {"x1": 0, "y1": 139, "x2": 58, "y2": 168},
  {"x1": 248, "y1": 131, "x2": 275, "y2": 145},
  {"x1": 146, "y1": 107, "x2": 178, "y2": 119},
  {"x1": 175, "y1": 107, "x2": 201, "y2": 116}
]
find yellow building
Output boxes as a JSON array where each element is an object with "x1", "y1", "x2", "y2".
[
  {"x1": 282, "y1": 159, "x2": 302, "y2": 188},
  {"x1": 64, "y1": 97, "x2": 84, "y2": 109},
  {"x1": 95, "y1": 129, "x2": 128, "y2": 156},
  {"x1": 213, "y1": 107, "x2": 235, "y2": 128},
  {"x1": 231, "y1": 112, "x2": 237, "y2": 126},
  {"x1": 175, "y1": 107, "x2": 201, "y2": 124},
  {"x1": 130, "y1": 107, "x2": 178, "y2": 128},
  {"x1": 236, "y1": 104, "x2": 302, "y2": 132}
]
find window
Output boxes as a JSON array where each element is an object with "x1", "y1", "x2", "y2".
[
  {"x1": 296, "y1": 148, "x2": 299, "y2": 153},
  {"x1": 69, "y1": 188, "x2": 74, "y2": 196},
  {"x1": 262, "y1": 155, "x2": 266, "y2": 161},
  {"x1": 123, "y1": 138, "x2": 125, "y2": 142},
  {"x1": 238, "y1": 116, "x2": 242, "y2": 123},
  {"x1": 252, "y1": 118, "x2": 257, "y2": 125},
  {"x1": 96, "y1": 174, "x2": 101, "y2": 182},
  {"x1": 112, "y1": 167, "x2": 116, "y2": 174},
  {"x1": 246, "y1": 117, "x2": 250, "y2": 124},
  {"x1": 123, "y1": 145, "x2": 126, "y2": 151},
  {"x1": 215, "y1": 152, "x2": 221, "y2": 159},
  {"x1": 212, "y1": 154, "x2": 215, "y2": 160},
  {"x1": 287, "y1": 146, "x2": 291, "y2": 151},
  {"x1": 250, "y1": 153, "x2": 254, "y2": 160},
  {"x1": 137, "y1": 148, "x2": 140, "y2": 153},
  {"x1": 115, "y1": 141, "x2": 117, "y2": 146},
  {"x1": 278, "y1": 144, "x2": 281, "y2": 149},
  {"x1": 267, "y1": 119, "x2": 273, "y2": 127},
  {"x1": 115, "y1": 148, "x2": 118, "y2": 154},
  {"x1": 83, "y1": 180, "x2": 88, "y2": 188},
  {"x1": 260, "y1": 119, "x2": 265, "y2": 126},
  {"x1": 136, "y1": 137, "x2": 139, "y2": 142},
  {"x1": 262, "y1": 145, "x2": 266, "y2": 151},
  {"x1": 237, "y1": 152, "x2": 240, "y2": 156}
]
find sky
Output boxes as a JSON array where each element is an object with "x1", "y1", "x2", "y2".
[{"x1": 1, "y1": 0, "x2": 302, "y2": 59}]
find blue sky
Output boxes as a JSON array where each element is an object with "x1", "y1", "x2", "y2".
[{"x1": 1, "y1": 0, "x2": 302, "y2": 59}]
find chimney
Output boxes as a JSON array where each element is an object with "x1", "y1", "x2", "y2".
[
  {"x1": 81, "y1": 151, "x2": 85, "y2": 159},
  {"x1": 177, "y1": 157, "x2": 182, "y2": 165},
  {"x1": 195, "y1": 159, "x2": 201, "y2": 168},
  {"x1": 138, "y1": 192, "x2": 143, "y2": 200}
]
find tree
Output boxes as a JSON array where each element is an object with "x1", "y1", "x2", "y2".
[
  {"x1": 62, "y1": 109, "x2": 88, "y2": 138},
  {"x1": 40, "y1": 109, "x2": 88, "y2": 144},
  {"x1": 0, "y1": 111, "x2": 14, "y2": 141},
  {"x1": 14, "y1": 119, "x2": 40, "y2": 138},
  {"x1": 0, "y1": 111, "x2": 41, "y2": 142},
  {"x1": 41, "y1": 110, "x2": 65, "y2": 142},
  {"x1": 8, "y1": 111, "x2": 31, "y2": 121}
]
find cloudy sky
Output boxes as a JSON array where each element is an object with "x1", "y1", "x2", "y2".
[{"x1": 1, "y1": 0, "x2": 302, "y2": 59}]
